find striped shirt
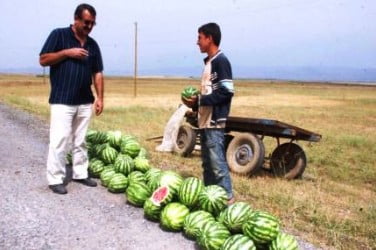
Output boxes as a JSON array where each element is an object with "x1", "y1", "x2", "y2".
[
  {"x1": 40, "y1": 26, "x2": 103, "y2": 105},
  {"x1": 198, "y1": 51, "x2": 234, "y2": 128}
]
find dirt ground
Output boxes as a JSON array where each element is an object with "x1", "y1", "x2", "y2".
[{"x1": 0, "y1": 102, "x2": 318, "y2": 250}]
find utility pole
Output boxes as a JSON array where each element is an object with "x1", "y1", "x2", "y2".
[{"x1": 133, "y1": 22, "x2": 138, "y2": 97}]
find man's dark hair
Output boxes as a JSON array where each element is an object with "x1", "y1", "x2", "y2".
[
  {"x1": 74, "y1": 3, "x2": 96, "y2": 19},
  {"x1": 198, "y1": 23, "x2": 221, "y2": 46}
]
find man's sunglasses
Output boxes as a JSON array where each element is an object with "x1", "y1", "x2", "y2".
[{"x1": 81, "y1": 19, "x2": 96, "y2": 26}]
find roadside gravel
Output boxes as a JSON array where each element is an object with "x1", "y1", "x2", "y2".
[{"x1": 0, "y1": 102, "x2": 319, "y2": 250}]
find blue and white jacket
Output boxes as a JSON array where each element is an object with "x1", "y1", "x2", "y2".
[{"x1": 195, "y1": 51, "x2": 234, "y2": 129}]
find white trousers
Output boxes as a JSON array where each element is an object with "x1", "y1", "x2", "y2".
[{"x1": 46, "y1": 104, "x2": 92, "y2": 185}]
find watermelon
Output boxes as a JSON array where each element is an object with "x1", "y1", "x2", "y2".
[
  {"x1": 220, "y1": 234, "x2": 256, "y2": 250},
  {"x1": 94, "y1": 143, "x2": 108, "y2": 157},
  {"x1": 143, "y1": 197, "x2": 163, "y2": 221},
  {"x1": 88, "y1": 159, "x2": 105, "y2": 178},
  {"x1": 126, "y1": 182, "x2": 151, "y2": 207},
  {"x1": 107, "y1": 130, "x2": 122, "y2": 149},
  {"x1": 269, "y1": 232, "x2": 299, "y2": 250},
  {"x1": 85, "y1": 129, "x2": 97, "y2": 143},
  {"x1": 242, "y1": 211, "x2": 280, "y2": 245},
  {"x1": 134, "y1": 156, "x2": 151, "y2": 173},
  {"x1": 114, "y1": 154, "x2": 134, "y2": 176},
  {"x1": 107, "y1": 173, "x2": 128, "y2": 193},
  {"x1": 137, "y1": 147, "x2": 149, "y2": 159},
  {"x1": 158, "y1": 170, "x2": 184, "y2": 197},
  {"x1": 93, "y1": 131, "x2": 108, "y2": 144},
  {"x1": 100, "y1": 145, "x2": 118, "y2": 164},
  {"x1": 86, "y1": 141, "x2": 94, "y2": 159},
  {"x1": 198, "y1": 185, "x2": 228, "y2": 216},
  {"x1": 100, "y1": 168, "x2": 117, "y2": 187},
  {"x1": 121, "y1": 140, "x2": 141, "y2": 158},
  {"x1": 150, "y1": 186, "x2": 173, "y2": 205},
  {"x1": 183, "y1": 210, "x2": 215, "y2": 239},
  {"x1": 196, "y1": 220, "x2": 231, "y2": 250},
  {"x1": 221, "y1": 202, "x2": 253, "y2": 233},
  {"x1": 148, "y1": 173, "x2": 162, "y2": 192},
  {"x1": 160, "y1": 202, "x2": 190, "y2": 231},
  {"x1": 121, "y1": 134, "x2": 137, "y2": 144},
  {"x1": 181, "y1": 86, "x2": 199, "y2": 99},
  {"x1": 178, "y1": 177, "x2": 204, "y2": 209},
  {"x1": 128, "y1": 171, "x2": 146, "y2": 185},
  {"x1": 66, "y1": 152, "x2": 72, "y2": 165},
  {"x1": 145, "y1": 168, "x2": 162, "y2": 183}
]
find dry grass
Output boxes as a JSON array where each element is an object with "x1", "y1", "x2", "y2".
[{"x1": 1, "y1": 74, "x2": 375, "y2": 249}]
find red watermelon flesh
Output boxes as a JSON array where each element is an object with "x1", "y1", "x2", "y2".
[{"x1": 151, "y1": 186, "x2": 172, "y2": 205}]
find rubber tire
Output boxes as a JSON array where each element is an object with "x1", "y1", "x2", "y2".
[
  {"x1": 174, "y1": 124, "x2": 197, "y2": 157},
  {"x1": 270, "y1": 143, "x2": 307, "y2": 179},
  {"x1": 226, "y1": 133, "x2": 265, "y2": 175}
]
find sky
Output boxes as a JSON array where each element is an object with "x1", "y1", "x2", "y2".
[{"x1": 0, "y1": 0, "x2": 375, "y2": 81}]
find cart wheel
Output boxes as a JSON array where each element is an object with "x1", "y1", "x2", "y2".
[
  {"x1": 226, "y1": 133, "x2": 265, "y2": 175},
  {"x1": 174, "y1": 125, "x2": 197, "y2": 157},
  {"x1": 270, "y1": 143, "x2": 307, "y2": 179}
]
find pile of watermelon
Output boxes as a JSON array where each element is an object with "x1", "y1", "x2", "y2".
[{"x1": 77, "y1": 129, "x2": 299, "y2": 250}]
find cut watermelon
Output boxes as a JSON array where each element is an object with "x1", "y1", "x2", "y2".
[{"x1": 151, "y1": 186, "x2": 173, "y2": 205}]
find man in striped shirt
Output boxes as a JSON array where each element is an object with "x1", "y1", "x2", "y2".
[
  {"x1": 39, "y1": 3, "x2": 104, "y2": 194},
  {"x1": 183, "y1": 23, "x2": 235, "y2": 204}
]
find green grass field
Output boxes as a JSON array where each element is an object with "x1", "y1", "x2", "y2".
[{"x1": 1, "y1": 74, "x2": 375, "y2": 249}]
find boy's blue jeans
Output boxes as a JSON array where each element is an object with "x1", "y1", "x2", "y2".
[{"x1": 200, "y1": 128, "x2": 233, "y2": 199}]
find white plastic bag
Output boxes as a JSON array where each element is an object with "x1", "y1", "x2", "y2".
[{"x1": 155, "y1": 104, "x2": 189, "y2": 152}]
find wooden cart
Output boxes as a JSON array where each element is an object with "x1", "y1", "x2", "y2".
[{"x1": 174, "y1": 116, "x2": 322, "y2": 179}]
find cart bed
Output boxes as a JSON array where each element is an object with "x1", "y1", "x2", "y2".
[{"x1": 225, "y1": 116, "x2": 321, "y2": 142}]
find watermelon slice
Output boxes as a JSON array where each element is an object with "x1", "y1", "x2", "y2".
[{"x1": 151, "y1": 186, "x2": 173, "y2": 205}]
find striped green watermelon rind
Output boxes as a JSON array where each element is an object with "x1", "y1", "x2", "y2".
[
  {"x1": 269, "y1": 232, "x2": 299, "y2": 250},
  {"x1": 92, "y1": 131, "x2": 108, "y2": 144},
  {"x1": 134, "y1": 157, "x2": 151, "y2": 173},
  {"x1": 107, "y1": 130, "x2": 122, "y2": 149},
  {"x1": 107, "y1": 173, "x2": 128, "y2": 193},
  {"x1": 88, "y1": 159, "x2": 105, "y2": 178},
  {"x1": 66, "y1": 152, "x2": 72, "y2": 165},
  {"x1": 126, "y1": 182, "x2": 151, "y2": 207},
  {"x1": 120, "y1": 140, "x2": 141, "y2": 158},
  {"x1": 220, "y1": 234, "x2": 256, "y2": 250},
  {"x1": 87, "y1": 142, "x2": 95, "y2": 159},
  {"x1": 181, "y1": 86, "x2": 199, "y2": 99},
  {"x1": 145, "y1": 168, "x2": 162, "y2": 183},
  {"x1": 146, "y1": 168, "x2": 163, "y2": 191},
  {"x1": 183, "y1": 210, "x2": 215, "y2": 239},
  {"x1": 100, "y1": 168, "x2": 117, "y2": 187},
  {"x1": 178, "y1": 177, "x2": 204, "y2": 209},
  {"x1": 160, "y1": 202, "x2": 190, "y2": 231},
  {"x1": 114, "y1": 154, "x2": 134, "y2": 176},
  {"x1": 137, "y1": 147, "x2": 149, "y2": 159},
  {"x1": 242, "y1": 211, "x2": 280, "y2": 245},
  {"x1": 157, "y1": 170, "x2": 184, "y2": 198},
  {"x1": 198, "y1": 185, "x2": 228, "y2": 216},
  {"x1": 94, "y1": 143, "x2": 109, "y2": 157},
  {"x1": 222, "y1": 201, "x2": 253, "y2": 233},
  {"x1": 128, "y1": 171, "x2": 146, "y2": 185},
  {"x1": 100, "y1": 145, "x2": 118, "y2": 165},
  {"x1": 85, "y1": 129, "x2": 97, "y2": 143},
  {"x1": 196, "y1": 220, "x2": 231, "y2": 250},
  {"x1": 143, "y1": 197, "x2": 163, "y2": 221}
]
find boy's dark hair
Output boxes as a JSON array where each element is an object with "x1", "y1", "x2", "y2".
[
  {"x1": 74, "y1": 3, "x2": 96, "y2": 19},
  {"x1": 198, "y1": 23, "x2": 221, "y2": 46}
]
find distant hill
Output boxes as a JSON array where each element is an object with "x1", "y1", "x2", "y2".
[{"x1": 1, "y1": 66, "x2": 375, "y2": 83}]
